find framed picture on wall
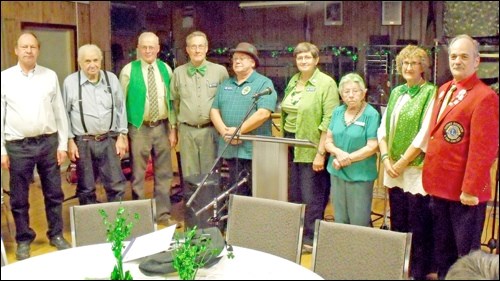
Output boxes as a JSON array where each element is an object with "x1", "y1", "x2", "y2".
[
  {"x1": 382, "y1": 1, "x2": 402, "y2": 25},
  {"x1": 324, "y1": 1, "x2": 342, "y2": 26}
]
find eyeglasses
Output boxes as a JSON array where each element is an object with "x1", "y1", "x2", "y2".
[
  {"x1": 232, "y1": 56, "x2": 251, "y2": 62},
  {"x1": 188, "y1": 44, "x2": 207, "y2": 51},
  {"x1": 296, "y1": 55, "x2": 314, "y2": 61},
  {"x1": 140, "y1": 46, "x2": 156, "y2": 51},
  {"x1": 402, "y1": 61, "x2": 421, "y2": 68}
]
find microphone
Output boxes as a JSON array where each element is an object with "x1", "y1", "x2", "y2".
[{"x1": 252, "y1": 87, "x2": 273, "y2": 99}]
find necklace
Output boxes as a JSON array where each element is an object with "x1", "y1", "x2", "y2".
[{"x1": 344, "y1": 102, "x2": 365, "y2": 126}]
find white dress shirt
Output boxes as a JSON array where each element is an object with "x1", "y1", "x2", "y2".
[{"x1": 1, "y1": 63, "x2": 68, "y2": 155}]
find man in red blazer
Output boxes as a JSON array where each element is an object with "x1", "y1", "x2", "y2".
[{"x1": 423, "y1": 34, "x2": 499, "y2": 279}]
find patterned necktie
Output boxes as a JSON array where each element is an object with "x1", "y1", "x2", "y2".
[
  {"x1": 437, "y1": 84, "x2": 456, "y2": 121},
  {"x1": 148, "y1": 65, "x2": 159, "y2": 121},
  {"x1": 187, "y1": 65, "x2": 207, "y2": 77}
]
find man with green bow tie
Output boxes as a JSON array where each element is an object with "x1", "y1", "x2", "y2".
[{"x1": 171, "y1": 31, "x2": 229, "y2": 181}]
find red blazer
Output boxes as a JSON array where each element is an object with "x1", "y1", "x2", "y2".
[{"x1": 423, "y1": 74, "x2": 499, "y2": 202}]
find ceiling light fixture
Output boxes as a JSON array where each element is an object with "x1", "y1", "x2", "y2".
[{"x1": 239, "y1": 1, "x2": 308, "y2": 9}]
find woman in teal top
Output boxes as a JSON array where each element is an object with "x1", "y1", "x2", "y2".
[
  {"x1": 325, "y1": 73, "x2": 380, "y2": 227},
  {"x1": 281, "y1": 42, "x2": 339, "y2": 252}
]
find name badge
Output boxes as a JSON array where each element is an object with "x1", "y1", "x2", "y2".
[
  {"x1": 354, "y1": 121, "x2": 365, "y2": 127},
  {"x1": 306, "y1": 86, "x2": 316, "y2": 92},
  {"x1": 208, "y1": 81, "x2": 219, "y2": 88},
  {"x1": 224, "y1": 86, "x2": 233, "y2": 91}
]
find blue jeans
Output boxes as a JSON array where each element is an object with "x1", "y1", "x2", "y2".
[
  {"x1": 74, "y1": 136, "x2": 126, "y2": 205},
  {"x1": 6, "y1": 133, "x2": 64, "y2": 242}
]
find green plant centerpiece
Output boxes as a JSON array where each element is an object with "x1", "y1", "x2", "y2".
[
  {"x1": 99, "y1": 206, "x2": 140, "y2": 280},
  {"x1": 172, "y1": 226, "x2": 234, "y2": 280}
]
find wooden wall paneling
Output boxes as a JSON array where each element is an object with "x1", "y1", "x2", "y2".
[
  {"x1": 238, "y1": 9, "x2": 264, "y2": 45},
  {"x1": 90, "y1": 2, "x2": 111, "y2": 71},
  {"x1": 403, "y1": 1, "x2": 412, "y2": 40},
  {"x1": 1, "y1": 1, "x2": 92, "y2": 72},
  {"x1": 1, "y1": 18, "x2": 18, "y2": 69},
  {"x1": 76, "y1": 3, "x2": 91, "y2": 47},
  {"x1": 41, "y1": 1, "x2": 76, "y2": 25}
]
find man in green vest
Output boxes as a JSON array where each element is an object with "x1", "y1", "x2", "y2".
[{"x1": 119, "y1": 32, "x2": 178, "y2": 226}]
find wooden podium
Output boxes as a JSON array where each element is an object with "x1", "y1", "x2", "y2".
[{"x1": 236, "y1": 135, "x2": 316, "y2": 201}]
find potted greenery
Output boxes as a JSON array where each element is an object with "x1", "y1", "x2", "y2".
[
  {"x1": 172, "y1": 226, "x2": 234, "y2": 280},
  {"x1": 99, "y1": 206, "x2": 140, "y2": 280}
]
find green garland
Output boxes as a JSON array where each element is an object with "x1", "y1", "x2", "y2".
[
  {"x1": 208, "y1": 45, "x2": 359, "y2": 61},
  {"x1": 99, "y1": 206, "x2": 140, "y2": 280}
]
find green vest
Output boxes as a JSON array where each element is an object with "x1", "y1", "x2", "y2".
[
  {"x1": 126, "y1": 59, "x2": 172, "y2": 128},
  {"x1": 385, "y1": 82, "x2": 435, "y2": 167}
]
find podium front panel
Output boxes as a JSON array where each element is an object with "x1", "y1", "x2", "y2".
[{"x1": 252, "y1": 141, "x2": 288, "y2": 201}]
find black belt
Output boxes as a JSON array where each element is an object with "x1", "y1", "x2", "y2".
[
  {"x1": 143, "y1": 119, "x2": 166, "y2": 127},
  {"x1": 75, "y1": 133, "x2": 110, "y2": 142},
  {"x1": 7, "y1": 133, "x2": 56, "y2": 144},
  {"x1": 182, "y1": 122, "x2": 213, "y2": 129}
]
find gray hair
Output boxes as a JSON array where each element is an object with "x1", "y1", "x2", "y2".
[
  {"x1": 338, "y1": 73, "x2": 366, "y2": 93},
  {"x1": 445, "y1": 250, "x2": 499, "y2": 280},
  {"x1": 186, "y1": 31, "x2": 208, "y2": 46},
  {"x1": 448, "y1": 34, "x2": 480, "y2": 58},
  {"x1": 138, "y1": 32, "x2": 159, "y2": 45},
  {"x1": 77, "y1": 44, "x2": 103, "y2": 63}
]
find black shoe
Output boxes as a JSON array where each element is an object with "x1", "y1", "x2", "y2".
[
  {"x1": 49, "y1": 235, "x2": 71, "y2": 250},
  {"x1": 16, "y1": 241, "x2": 31, "y2": 260}
]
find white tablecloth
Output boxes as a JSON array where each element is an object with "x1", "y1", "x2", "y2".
[{"x1": 1, "y1": 243, "x2": 322, "y2": 280}]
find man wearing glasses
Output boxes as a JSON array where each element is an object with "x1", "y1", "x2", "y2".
[
  {"x1": 119, "y1": 32, "x2": 178, "y2": 226},
  {"x1": 171, "y1": 31, "x2": 228, "y2": 180},
  {"x1": 210, "y1": 42, "x2": 277, "y2": 196}
]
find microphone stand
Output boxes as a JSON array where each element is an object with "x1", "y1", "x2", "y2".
[
  {"x1": 186, "y1": 94, "x2": 261, "y2": 208},
  {"x1": 197, "y1": 174, "x2": 249, "y2": 222}
]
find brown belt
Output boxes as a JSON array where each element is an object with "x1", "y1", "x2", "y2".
[
  {"x1": 75, "y1": 133, "x2": 110, "y2": 142},
  {"x1": 143, "y1": 119, "x2": 166, "y2": 127},
  {"x1": 182, "y1": 122, "x2": 214, "y2": 129}
]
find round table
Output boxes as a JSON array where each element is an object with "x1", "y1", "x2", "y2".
[{"x1": 1, "y1": 243, "x2": 323, "y2": 280}]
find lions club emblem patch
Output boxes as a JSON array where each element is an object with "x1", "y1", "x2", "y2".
[
  {"x1": 241, "y1": 86, "x2": 251, "y2": 96},
  {"x1": 443, "y1": 121, "x2": 464, "y2": 143}
]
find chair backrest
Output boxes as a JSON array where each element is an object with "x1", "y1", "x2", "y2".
[
  {"x1": 1, "y1": 236, "x2": 7, "y2": 266},
  {"x1": 311, "y1": 220, "x2": 412, "y2": 280},
  {"x1": 226, "y1": 194, "x2": 305, "y2": 264},
  {"x1": 70, "y1": 199, "x2": 157, "y2": 247}
]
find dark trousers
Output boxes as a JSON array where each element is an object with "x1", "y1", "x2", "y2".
[
  {"x1": 74, "y1": 137, "x2": 126, "y2": 205},
  {"x1": 388, "y1": 187, "x2": 435, "y2": 279},
  {"x1": 6, "y1": 133, "x2": 64, "y2": 242},
  {"x1": 224, "y1": 158, "x2": 252, "y2": 196},
  {"x1": 430, "y1": 196, "x2": 486, "y2": 279},
  {"x1": 286, "y1": 132, "x2": 330, "y2": 245}
]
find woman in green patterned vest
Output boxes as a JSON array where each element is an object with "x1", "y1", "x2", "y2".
[{"x1": 377, "y1": 45, "x2": 437, "y2": 280}]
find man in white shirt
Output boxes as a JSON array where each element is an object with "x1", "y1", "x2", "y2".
[{"x1": 1, "y1": 32, "x2": 71, "y2": 260}]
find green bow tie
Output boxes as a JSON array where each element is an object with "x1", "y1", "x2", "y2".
[
  {"x1": 187, "y1": 65, "x2": 207, "y2": 77},
  {"x1": 401, "y1": 82, "x2": 425, "y2": 98}
]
